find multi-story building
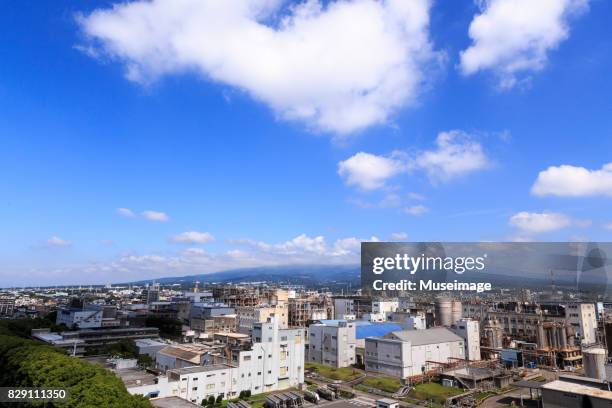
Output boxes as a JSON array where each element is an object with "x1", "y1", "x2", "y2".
[
  {"x1": 56, "y1": 304, "x2": 122, "y2": 329},
  {"x1": 130, "y1": 318, "x2": 304, "y2": 403},
  {"x1": 57, "y1": 307, "x2": 102, "y2": 329},
  {"x1": 0, "y1": 295, "x2": 16, "y2": 316},
  {"x1": 450, "y1": 318, "x2": 481, "y2": 361},
  {"x1": 236, "y1": 305, "x2": 288, "y2": 334},
  {"x1": 307, "y1": 320, "x2": 356, "y2": 367},
  {"x1": 566, "y1": 303, "x2": 597, "y2": 345},
  {"x1": 288, "y1": 295, "x2": 333, "y2": 327},
  {"x1": 333, "y1": 296, "x2": 372, "y2": 320},
  {"x1": 141, "y1": 284, "x2": 160, "y2": 304},
  {"x1": 364, "y1": 327, "x2": 465, "y2": 378}
]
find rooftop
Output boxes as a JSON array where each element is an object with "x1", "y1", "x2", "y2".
[
  {"x1": 116, "y1": 368, "x2": 158, "y2": 387},
  {"x1": 385, "y1": 327, "x2": 463, "y2": 345},
  {"x1": 135, "y1": 338, "x2": 167, "y2": 347},
  {"x1": 169, "y1": 364, "x2": 234, "y2": 375},
  {"x1": 151, "y1": 397, "x2": 201, "y2": 408},
  {"x1": 543, "y1": 380, "x2": 612, "y2": 400}
]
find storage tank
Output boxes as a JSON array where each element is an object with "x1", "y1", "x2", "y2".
[
  {"x1": 451, "y1": 300, "x2": 462, "y2": 325},
  {"x1": 583, "y1": 348, "x2": 607, "y2": 380},
  {"x1": 435, "y1": 297, "x2": 453, "y2": 326}
]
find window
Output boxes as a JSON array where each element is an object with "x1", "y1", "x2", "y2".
[
  {"x1": 243, "y1": 356, "x2": 251, "y2": 361},
  {"x1": 206, "y1": 384, "x2": 214, "y2": 390}
]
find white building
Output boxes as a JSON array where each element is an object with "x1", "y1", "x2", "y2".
[
  {"x1": 333, "y1": 299, "x2": 354, "y2": 320},
  {"x1": 566, "y1": 303, "x2": 597, "y2": 345},
  {"x1": 133, "y1": 317, "x2": 304, "y2": 403},
  {"x1": 402, "y1": 316, "x2": 426, "y2": 330},
  {"x1": 365, "y1": 328, "x2": 465, "y2": 378},
  {"x1": 56, "y1": 307, "x2": 103, "y2": 329},
  {"x1": 450, "y1": 319, "x2": 481, "y2": 361},
  {"x1": 308, "y1": 320, "x2": 356, "y2": 367}
]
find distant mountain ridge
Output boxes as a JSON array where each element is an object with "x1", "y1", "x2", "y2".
[
  {"x1": 128, "y1": 264, "x2": 361, "y2": 286},
  {"x1": 127, "y1": 263, "x2": 557, "y2": 291}
]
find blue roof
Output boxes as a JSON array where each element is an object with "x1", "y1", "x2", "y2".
[
  {"x1": 315, "y1": 319, "x2": 402, "y2": 339},
  {"x1": 356, "y1": 322, "x2": 402, "y2": 339}
]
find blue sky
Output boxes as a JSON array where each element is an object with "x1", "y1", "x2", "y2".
[{"x1": 1, "y1": 0, "x2": 611, "y2": 286}]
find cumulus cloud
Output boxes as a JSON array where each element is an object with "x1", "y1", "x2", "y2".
[
  {"x1": 460, "y1": 0, "x2": 588, "y2": 89},
  {"x1": 531, "y1": 163, "x2": 612, "y2": 197},
  {"x1": 77, "y1": 0, "x2": 440, "y2": 134},
  {"x1": 141, "y1": 210, "x2": 170, "y2": 222},
  {"x1": 403, "y1": 205, "x2": 429, "y2": 216},
  {"x1": 390, "y1": 232, "x2": 408, "y2": 240},
  {"x1": 339, "y1": 130, "x2": 489, "y2": 190},
  {"x1": 413, "y1": 130, "x2": 489, "y2": 182},
  {"x1": 171, "y1": 231, "x2": 215, "y2": 244},
  {"x1": 116, "y1": 207, "x2": 136, "y2": 218},
  {"x1": 338, "y1": 152, "x2": 406, "y2": 190},
  {"x1": 17, "y1": 232, "x2": 383, "y2": 285},
  {"x1": 46, "y1": 236, "x2": 72, "y2": 247},
  {"x1": 508, "y1": 211, "x2": 589, "y2": 234}
]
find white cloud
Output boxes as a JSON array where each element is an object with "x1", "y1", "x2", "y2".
[
  {"x1": 531, "y1": 163, "x2": 612, "y2": 197},
  {"x1": 338, "y1": 152, "x2": 406, "y2": 190},
  {"x1": 181, "y1": 247, "x2": 207, "y2": 257},
  {"x1": 17, "y1": 232, "x2": 384, "y2": 285},
  {"x1": 508, "y1": 211, "x2": 573, "y2": 233},
  {"x1": 604, "y1": 223, "x2": 612, "y2": 230},
  {"x1": 403, "y1": 205, "x2": 429, "y2": 216},
  {"x1": 390, "y1": 232, "x2": 408, "y2": 240},
  {"x1": 412, "y1": 130, "x2": 489, "y2": 182},
  {"x1": 141, "y1": 210, "x2": 170, "y2": 222},
  {"x1": 460, "y1": 0, "x2": 588, "y2": 89},
  {"x1": 339, "y1": 130, "x2": 488, "y2": 190},
  {"x1": 116, "y1": 207, "x2": 136, "y2": 218},
  {"x1": 77, "y1": 0, "x2": 440, "y2": 134},
  {"x1": 171, "y1": 231, "x2": 215, "y2": 244},
  {"x1": 46, "y1": 236, "x2": 72, "y2": 247}
]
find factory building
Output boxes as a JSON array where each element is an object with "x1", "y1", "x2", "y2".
[
  {"x1": 364, "y1": 327, "x2": 465, "y2": 378},
  {"x1": 307, "y1": 320, "x2": 356, "y2": 367},
  {"x1": 462, "y1": 301, "x2": 597, "y2": 347},
  {"x1": 542, "y1": 376, "x2": 612, "y2": 408},
  {"x1": 450, "y1": 318, "x2": 481, "y2": 361}
]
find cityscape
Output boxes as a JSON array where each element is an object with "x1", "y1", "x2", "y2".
[
  {"x1": 2, "y1": 0, "x2": 612, "y2": 407},
  {"x1": 2, "y1": 273, "x2": 612, "y2": 407}
]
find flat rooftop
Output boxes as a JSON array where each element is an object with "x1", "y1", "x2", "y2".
[
  {"x1": 151, "y1": 397, "x2": 200, "y2": 407},
  {"x1": 321, "y1": 398, "x2": 375, "y2": 408},
  {"x1": 116, "y1": 368, "x2": 158, "y2": 387},
  {"x1": 169, "y1": 364, "x2": 235, "y2": 375},
  {"x1": 543, "y1": 380, "x2": 612, "y2": 400}
]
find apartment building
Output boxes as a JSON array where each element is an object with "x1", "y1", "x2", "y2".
[
  {"x1": 307, "y1": 320, "x2": 356, "y2": 367},
  {"x1": 364, "y1": 328, "x2": 465, "y2": 378}
]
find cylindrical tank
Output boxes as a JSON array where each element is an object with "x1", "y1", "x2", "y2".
[
  {"x1": 583, "y1": 348, "x2": 607, "y2": 380},
  {"x1": 494, "y1": 328, "x2": 503, "y2": 349},
  {"x1": 435, "y1": 297, "x2": 453, "y2": 326},
  {"x1": 559, "y1": 326, "x2": 568, "y2": 350},
  {"x1": 451, "y1": 300, "x2": 462, "y2": 324},
  {"x1": 537, "y1": 323, "x2": 547, "y2": 349}
]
